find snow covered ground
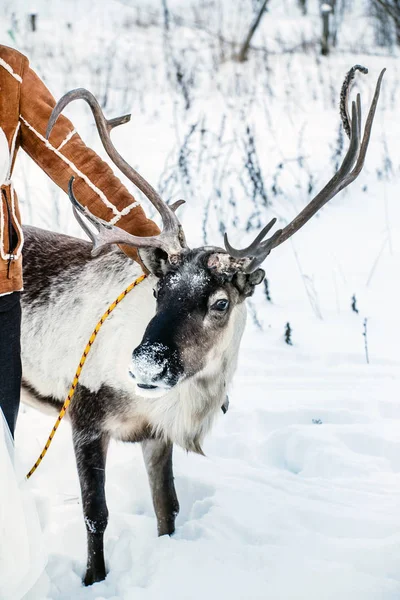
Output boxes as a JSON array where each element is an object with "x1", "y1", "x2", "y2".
[{"x1": 2, "y1": 0, "x2": 400, "y2": 598}]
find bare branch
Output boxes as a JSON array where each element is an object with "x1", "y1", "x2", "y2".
[
  {"x1": 371, "y1": 0, "x2": 400, "y2": 28},
  {"x1": 236, "y1": 0, "x2": 270, "y2": 63}
]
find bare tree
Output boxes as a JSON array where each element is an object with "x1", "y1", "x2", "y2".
[
  {"x1": 236, "y1": 0, "x2": 270, "y2": 63},
  {"x1": 371, "y1": 0, "x2": 400, "y2": 44}
]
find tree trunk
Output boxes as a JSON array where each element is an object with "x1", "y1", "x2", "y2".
[
  {"x1": 298, "y1": 0, "x2": 307, "y2": 15},
  {"x1": 29, "y1": 13, "x2": 37, "y2": 32},
  {"x1": 321, "y1": 4, "x2": 332, "y2": 56}
]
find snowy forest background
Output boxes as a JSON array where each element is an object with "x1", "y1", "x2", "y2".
[{"x1": 2, "y1": 1, "x2": 400, "y2": 598}]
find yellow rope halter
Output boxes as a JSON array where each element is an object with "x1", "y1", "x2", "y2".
[{"x1": 26, "y1": 273, "x2": 147, "y2": 480}]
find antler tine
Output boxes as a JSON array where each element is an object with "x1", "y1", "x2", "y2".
[
  {"x1": 72, "y1": 206, "x2": 99, "y2": 250},
  {"x1": 224, "y1": 218, "x2": 278, "y2": 258},
  {"x1": 68, "y1": 178, "x2": 104, "y2": 232},
  {"x1": 169, "y1": 199, "x2": 186, "y2": 212},
  {"x1": 344, "y1": 68, "x2": 385, "y2": 182},
  {"x1": 340, "y1": 64, "x2": 368, "y2": 138},
  {"x1": 224, "y1": 66, "x2": 385, "y2": 273},
  {"x1": 46, "y1": 89, "x2": 131, "y2": 139},
  {"x1": 243, "y1": 228, "x2": 284, "y2": 273},
  {"x1": 47, "y1": 88, "x2": 186, "y2": 257},
  {"x1": 68, "y1": 177, "x2": 185, "y2": 257},
  {"x1": 356, "y1": 93, "x2": 362, "y2": 141}
]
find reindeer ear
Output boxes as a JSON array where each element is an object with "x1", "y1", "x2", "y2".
[
  {"x1": 232, "y1": 268, "x2": 265, "y2": 297},
  {"x1": 138, "y1": 248, "x2": 169, "y2": 277},
  {"x1": 248, "y1": 268, "x2": 265, "y2": 286}
]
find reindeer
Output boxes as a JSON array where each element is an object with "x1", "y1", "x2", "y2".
[{"x1": 20, "y1": 65, "x2": 384, "y2": 585}]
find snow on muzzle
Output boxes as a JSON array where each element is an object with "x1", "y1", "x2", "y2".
[{"x1": 129, "y1": 341, "x2": 184, "y2": 397}]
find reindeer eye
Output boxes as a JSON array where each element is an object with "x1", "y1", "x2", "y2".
[{"x1": 212, "y1": 299, "x2": 229, "y2": 312}]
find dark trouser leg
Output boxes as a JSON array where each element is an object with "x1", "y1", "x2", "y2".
[
  {"x1": 72, "y1": 427, "x2": 110, "y2": 586},
  {"x1": 142, "y1": 439, "x2": 179, "y2": 536},
  {"x1": 0, "y1": 292, "x2": 21, "y2": 437}
]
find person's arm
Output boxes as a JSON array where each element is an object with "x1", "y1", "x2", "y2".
[{"x1": 19, "y1": 65, "x2": 160, "y2": 260}]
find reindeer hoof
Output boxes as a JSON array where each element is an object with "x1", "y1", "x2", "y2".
[
  {"x1": 158, "y1": 517, "x2": 176, "y2": 537},
  {"x1": 84, "y1": 567, "x2": 106, "y2": 587}
]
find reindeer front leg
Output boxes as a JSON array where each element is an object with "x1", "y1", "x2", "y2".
[
  {"x1": 142, "y1": 439, "x2": 179, "y2": 536},
  {"x1": 72, "y1": 427, "x2": 110, "y2": 586}
]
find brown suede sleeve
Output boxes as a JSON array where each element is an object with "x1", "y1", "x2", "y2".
[{"x1": 19, "y1": 66, "x2": 160, "y2": 261}]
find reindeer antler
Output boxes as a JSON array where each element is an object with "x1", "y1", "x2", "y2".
[
  {"x1": 46, "y1": 89, "x2": 187, "y2": 259},
  {"x1": 225, "y1": 66, "x2": 386, "y2": 273}
]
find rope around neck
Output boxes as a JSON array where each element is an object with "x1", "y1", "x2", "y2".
[{"x1": 26, "y1": 273, "x2": 147, "y2": 480}]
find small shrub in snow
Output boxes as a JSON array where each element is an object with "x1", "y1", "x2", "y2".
[
  {"x1": 351, "y1": 294, "x2": 359, "y2": 313},
  {"x1": 243, "y1": 125, "x2": 269, "y2": 219},
  {"x1": 285, "y1": 322, "x2": 293, "y2": 345},
  {"x1": 264, "y1": 278, "x2": 272, "y2": 302}
]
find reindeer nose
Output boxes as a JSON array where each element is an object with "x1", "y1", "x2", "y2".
[{"x1": 131, "y1": 341, "x2": 182, "y2": 388}]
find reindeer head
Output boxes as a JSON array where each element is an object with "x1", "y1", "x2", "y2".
[
  {"x1": 47, "y1": 65, "x2": 384, "y2": 398},
  {"x1": 128, "y1": 246, "x2": 264, "y2": 396}
]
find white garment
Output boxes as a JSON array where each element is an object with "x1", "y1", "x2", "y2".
[
  {"x1": 0, "y1": 412, "x2": 47, "y2": 600},
  {"x1": 0, "y1": 127, "x2": 10, "y2": 186}
]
